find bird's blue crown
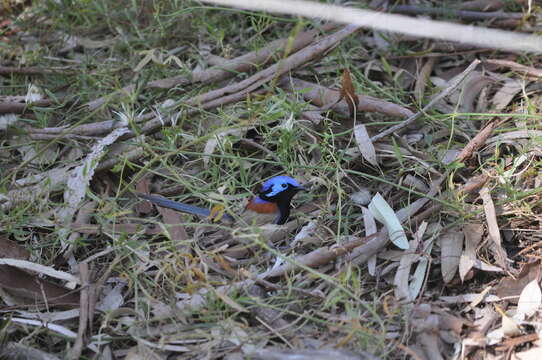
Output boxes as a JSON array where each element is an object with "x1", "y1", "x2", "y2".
[{"x1": 260, "y1": 175, "x2": 300, "y2": 197}]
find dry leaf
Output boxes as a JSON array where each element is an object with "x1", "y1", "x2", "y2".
[
  {"x1": 340, "y1": 69, "x2": 359, "y2": 117},
  {"x1": 134, "y1": 177, "x2": 153, "y2": 214},
  {"x1": 440, "y1": 229, "x2": 464, "y2": 283},
  {"x1": 368, "y1": 193, "x2": 408, "y2": 249},
  {"x1": 394, "y1": 239, "x2": 419, "y2": 301},
  {"x1": 496, "y1": 261, "x2": 542, "y2": 302},
  {"x1": 362, "y1": 206, "x2": 378, "y2": 276},
  {"x1": 414, "y1": 57, "x2": 436, "y2": 103},
  {"x1": 491, "y1": 78, "x2": 524, "y2": 111},
  {"x1": 500, "y1": 311, "x2": 522, "y2": 337},
  {"x1": 0, "y1": 236, "x2": 30, "y2": 259},
  {"x1": 514, "y1": 280, "x2": 542, "y2": 321},
  {"x1": 0, "y1": 265, "x2": 79, "y2": 305},
  {"x1": 203, "y1": 127, "x2": 249, "y2": 167},
  {"x1": 353, "y1": 124, "x2": 378, "y2": 166},
  {"x1": 458, "y1": 223, "x2": 483, "y2": 281},
  {"x1": 157, "y1": 207, "x2": 189, "y2": 243},
  {"x1": 480, "y1": 186, "x2": 508, "y2": 270}
]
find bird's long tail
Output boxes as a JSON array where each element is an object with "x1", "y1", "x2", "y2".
[{"x1": 136, "y1": 193, "x2": 234, "y2": 222}]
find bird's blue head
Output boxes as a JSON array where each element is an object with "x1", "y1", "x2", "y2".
[
  {"x1": 260, "y1": 176, "x2": 302, "y2": 198},
  {"x1": 256, "y1": 175, "x2": 305, "y2": 225}
]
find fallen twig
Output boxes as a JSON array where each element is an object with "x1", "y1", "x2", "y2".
[
  {"x1": 280, "y1": 77, "x2": 414, "y2": 118},
  {"x1": 86, "y1": 23, "x2": 338, "y2": 110},
  {"x1": 0, "y1": 99, "x2": 55, "y2": 115},
  {"x1": 389, "y1": 5, "x2": 523, "y2": 21},
  {"x1": 28, "y1": 25, "x2": 357, "y2": 140},
  {"x1": 485, "y1": 59, "x2": 542, "y2": 78}
]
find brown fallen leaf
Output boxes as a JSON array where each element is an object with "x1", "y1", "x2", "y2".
[
  {"x1": 0, "y1": 265, "x2": 79, "y2": 306},
  {"x1": 340, "y1": 69, "x2": 359, "y2": 118},
  {"x1": 134, "y1": 177, "x2": 153, "y2": 214},
  {"x1": 157, "y1": 207, "x2": 189, "y2": 244},
  {"x1": 496, "y1": 261, "x2": 541, "y2": 302},
  {"x1": 0, "y1": 235, "x2": 30, "y2": 259}
]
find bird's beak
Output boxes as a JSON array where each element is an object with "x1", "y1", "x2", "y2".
[{"x1": 295, "y1": 186, "x2": 307, "y2": 192}]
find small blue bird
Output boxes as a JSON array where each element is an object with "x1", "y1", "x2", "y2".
[{"x1": 137, "y1": 175, "x2": 305, "y2": 225}]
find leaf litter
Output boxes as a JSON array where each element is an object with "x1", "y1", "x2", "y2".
[{"x1": 0, "y1": 1, "x2": 542, "y2": 359}]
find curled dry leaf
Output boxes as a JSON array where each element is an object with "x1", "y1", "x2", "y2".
[{"x1": 340, "y1": 69, "x2": 359, "y2": 117}]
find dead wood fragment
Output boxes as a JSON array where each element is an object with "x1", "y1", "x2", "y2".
[
  {"x1": 187, "y1": 25, "x2": 360, "y2": 107},
  {"x1": 67, "y1": 263, "x2": 94, "y2": 360},
  {"x1": 31, "y1": 27, "x2": 357, "y2": 140},
  {"x1": 494, "y1": 333, "x2": 539, "y2": 352},
  {"x1": 485, "y1": 59, "x2": 542, "y2": 78},
  {"x1": 280, "y1": 77, "x2": 413, "y2": 118},
  {"x1": 241, "y1": 269, "x2": 324, "y2": 299},
  {"x1": 86, "y1": 23, "x2": 338, "y2": 110},
  {"x1": 0, "y1": 99, "x2": 54, "y2": 114},
  {"x1": 389, "y1": 5, "x2": 522, "y2": 20},
  {"x1": 262, "y1": 233, "x2": 378, "y2": 279},
  {"x1": 456, "y1": 120, "x2": 496, "y2": 162},
  {"x1": 26, "y1": 120, "x2": 116, "y2": 136}
]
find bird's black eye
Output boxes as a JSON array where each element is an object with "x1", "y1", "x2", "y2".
[{"x1": 281, "y1": 183, "x2": 287, "y2": 188}]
